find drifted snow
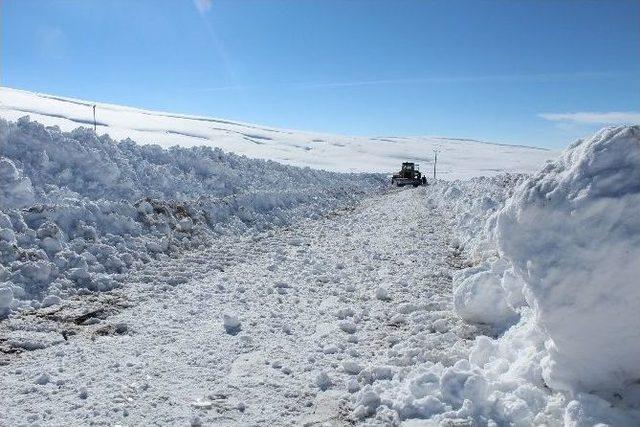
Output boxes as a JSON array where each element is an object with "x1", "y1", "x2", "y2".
[
  {"x1": 0, "y1": 87, "x2": 554, "y2": 178},
  {"x1": 0, "y1": 117, "x2": 384, "y2": 309},
  {"x1": 427, "y1": 174, "x2": 528, "y2": 332},
  {"x1": 497, "y1": 126, "x2": 640, "y2": 395},
  {"x1": 0, "y1": 115, "x2": 638, "y2": 426},
  {"x1": 0, "y1": 188, "x2": 479, "y2": 425},
  {"x1": 368, "y1": 126, "x2": 640, "y2": 426}
]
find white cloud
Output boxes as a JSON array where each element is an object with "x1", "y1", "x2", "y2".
[
  {"x1": 193, "y1": 0, "x2": 212, "y2": 13},
  {"x1": 539, "y1": 111, "x2": 640, "y2": 125}
]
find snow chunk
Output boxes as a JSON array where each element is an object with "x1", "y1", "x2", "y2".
[
  {"x1": 354, "y1": 386, "x2": 381, "y2": 419},
  {"x1": 222, "y1": 314, "x2": 241, "y2": 334},
  {"x1": 315, "y1": 371, "x2": 333, "y2": 391},
  {"x1": 0, "y1": 286, "x2": 13, "y2": 317},
  {"x1": 35, "y1": 373, "x2": 50, "y2": 385},
  {"x1": 0, "y1": 157, "x2": 35, "y2": 209},
  {"x1": 191, "y1": 398, "x2": 214, "y2": 410},
  {"x1": 78, "y1": 387, "x2": 88, "y2": 399},
  {"x1": 322, "y1": 344, "x2": 339, "y2": 355},
  {"x1": 453, "y1": 259, "x2": 518, "y2": 330},
  {"x1": 41, "y1": 295, "x2": 61, "y2": 308},
  {"x1": 375, "y1": 286, "x2": 390, "y2": 301},
  {"x1": 335, "y1": 307, "x2": 355, "y2": 319},
  {"x1": 339, "y1": 320, "x2": 357, "y2": 334},
  {"x1": 342, "y1": 360, "x2": 363, "y2": 375}
]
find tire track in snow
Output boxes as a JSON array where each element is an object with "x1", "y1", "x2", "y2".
[{"x1": 0, "y1": 188, "x2": 486, "y2": 426}]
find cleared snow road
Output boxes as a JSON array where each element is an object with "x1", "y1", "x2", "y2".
[{"x1": 0, "y1": 187, "x2": 483, "y2": 426}]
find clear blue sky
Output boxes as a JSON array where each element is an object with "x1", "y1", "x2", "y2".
[{"x1": 3, "y1": 0, "x2": 639, "y2": 148}]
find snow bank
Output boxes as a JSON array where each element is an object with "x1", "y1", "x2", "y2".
[
  {"x1": 0, "y1": 117, "x2": 384, "y2": 312},
  {"x1": 497, "y1": 125, "x2": 640, "y2": 395},
  {"x1": 425, "y1": 174, "x2": 528, "y2": 330},
  {"x1": 353, "y1": 126, "x2": 640, "y2": 425}
]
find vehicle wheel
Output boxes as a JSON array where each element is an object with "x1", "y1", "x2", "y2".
[{"x1": 413, "y1": 183, "x2": 419, "y2": 187}]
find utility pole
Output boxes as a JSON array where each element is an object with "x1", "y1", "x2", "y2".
[
  {"x1": 93, "y1": 105, "x2": 97, "y2": 132},
  {"x1": 433, "y1": 149, "x2": 438, "y2": 181}
]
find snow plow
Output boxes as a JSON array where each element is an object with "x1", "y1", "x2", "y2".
[{"x1": 391, "y1": 162, "x2": 427, "y2": 187}]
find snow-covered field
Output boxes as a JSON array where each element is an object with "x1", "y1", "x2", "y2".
[
  {"x1": 1, "y1": 92, "x2": 639, "y2": 426},
  {"x1": 0, "y1": 87, "x2": 554, "y2": 178}
]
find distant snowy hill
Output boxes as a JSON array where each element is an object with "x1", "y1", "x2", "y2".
[{"x1": 0, "y1": 87, "x2": 554, "y2": 179}]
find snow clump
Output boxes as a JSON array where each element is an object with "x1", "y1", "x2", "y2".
[
  {"x1": 0, "y1": 157, "x2": 35, "y2": 209},
  {"x1": 222, "y1": 313, "x2": 241, "y2": 334},
  {"x1": 315, "y1": 371, "x2": 333, "y2": 391}
]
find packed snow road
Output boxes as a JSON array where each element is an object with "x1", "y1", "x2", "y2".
[{"x1": 0, "y1": 187, "x2": 483, "y2": 426}]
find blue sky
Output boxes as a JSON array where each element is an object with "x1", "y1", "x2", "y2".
[{"x1": 2, "y1": 0, "x2": 639, "y2": 148}]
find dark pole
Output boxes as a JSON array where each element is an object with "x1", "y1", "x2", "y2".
[
  {"x1": 93, "y1": 105, "x2": 97, "y2": 132},
  {"x1": 433, "y1": 150, "x2": 437, "y2": 180}
]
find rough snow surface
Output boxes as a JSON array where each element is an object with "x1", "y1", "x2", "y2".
[
  {"x1": 370, "y1": 126, "x2": 640, "y2": 426},
  {"x1": 0, "y1": 87, "x2": 554, "y2": 178},
  {"x1": 0, "y1": 117, "x2": 384, "y2": 309},
  {"x1": 1, "y1": 115, "x2": 638, "y2": 426},
  {"x1": 0, "y1": 188, "x2": 484, "y2": 425},
  {"x1": 497, "y1": 126, "x2": 640, "y2": 396}
]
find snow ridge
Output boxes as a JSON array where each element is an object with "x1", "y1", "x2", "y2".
[
  {"x1": 497, "y1": 126, "x2": 640, "y2": 397},
  {"x1": 0, "y1": 117, "x2": 385, "y2": 310}
]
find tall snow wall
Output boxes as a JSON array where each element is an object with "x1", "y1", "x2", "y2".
[{"x1": 496, "y1": 125, "x2": 640, "y2": 394}]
